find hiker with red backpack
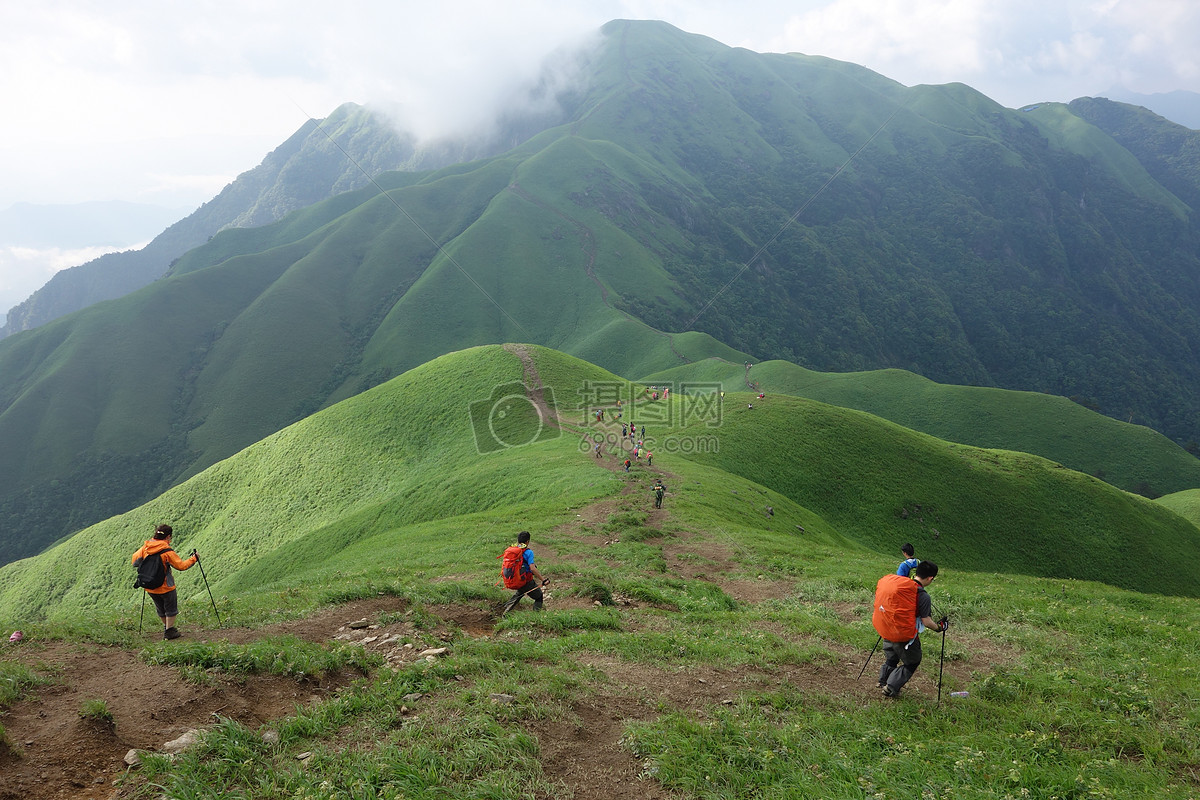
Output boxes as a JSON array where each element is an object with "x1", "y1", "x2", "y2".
[
  {"x1": 500, "y1": 531, "x2": 547, "y2": 613},
  {"x1": 131, "y1": 523, "x2": 198, "y2": 640},
  {"x1": 872, "y1": 560, "x2": 947, "y2": 697}
]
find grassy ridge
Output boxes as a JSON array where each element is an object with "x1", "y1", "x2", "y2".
[
  {"x1": 644, "y1": 357, "x2": 1200, "y2": 496},
  {"x1": 671, "y1": 392, "x2": 1200, "y2": 595},
  {"x1": 2, "y1": 345, "x2": 1199, "y2": 798},
  {"x1": 2, "y1": 345, "x2": 1198, "y2": 627},
  {"x1": 3, "y1": 357, "x2": 1199, "y2": 796}
]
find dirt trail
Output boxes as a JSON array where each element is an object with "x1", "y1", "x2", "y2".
[{"x1": 0, "y1": 359, "x2": 995, "y2": 799}]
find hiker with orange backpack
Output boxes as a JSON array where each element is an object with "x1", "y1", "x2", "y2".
[
  {"x1": 872, "y1": 560, "x2": 947, "y2": 697},
  {"x1": 131, "y1": 523, "x2": 198, "y2": 640},
  {"x1": 500, "y1": 531, "x2": 547, "y2": 613}
]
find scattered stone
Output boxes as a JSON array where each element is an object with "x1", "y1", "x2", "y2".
[
  {"x1": 361, "y1": 636, "x2": 378, "y2": 645},
  {"x1": 490, "y1": 693, "x2": 517, "y2": 705},
  {"x1": 722, "y1": 699, "x2": 734, "y2": 705},
  {"x1": 417, "y1": 647, "x2": 447, "y2": 658},
  {"x1": 296, "y1": 751, "x2": 312, "y2": 761},
  {"x1": 123, "y1": 750, "x2": 142, "y2": 768},
  {"x1": 403, "y1": 643, "x2": 414, "y2": 649},
  {"x1": 162, "y1": 729, "x2": 201, "y2": 754},
  {"x1": 402, "y1": 693, "x2": 424, "y2": 704},
  {"x1": 262, "y1": 730, "x2": 280, "y2": 746},
  {"x1": 348, "y1": 618, "x2": 371, "y2": 629},
  {"x1": 697, "y1": 678, "x2": 707, "y2": 684}
]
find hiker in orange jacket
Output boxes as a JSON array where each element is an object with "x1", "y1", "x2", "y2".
[{"x1": 131, "y1": 523, "x2": 198, "y2": 640}]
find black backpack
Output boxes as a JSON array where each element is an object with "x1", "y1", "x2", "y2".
[{"x1": 133, "y1": 548, "x2": 172, "y2": 590}]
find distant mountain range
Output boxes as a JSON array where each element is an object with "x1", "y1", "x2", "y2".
[
  {"x1": 1103, "y1": 89, "x2": 1200, "y2": 130},
  {"x1": 2, "y1": 19, "x2": 1200, "y2": 565}
]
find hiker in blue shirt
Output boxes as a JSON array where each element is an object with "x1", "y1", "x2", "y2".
[
  {"x1": 897, "y1": 543, "x2": 920, "y2": 577},
  {"x1": 502, "y1": 531, "x2": 546, "y2": 613}
]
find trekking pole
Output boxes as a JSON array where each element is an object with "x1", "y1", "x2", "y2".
[
  {"x1": 858, "y1": 635, "x2": 882, "y2": 679},
  {"x1": 191, "y1": 550, "x2": 223, "y2": 627},
  {"x1": 500, "y1": 579, "x2": 549, "y2": 615},
  {"x1": 936, "y1": 623, "x2": 948, "y2": 705},
  {"x1": 138, "y1": 590, "x2": 146, "y2": 634}
]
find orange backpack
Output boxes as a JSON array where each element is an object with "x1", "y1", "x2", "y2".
[
  {"x1": 500, "y1": 545, "x2": 530, "y2": 589},
  {"x1": 872, "y1": 574, "x2": 919, "y2": 642}
]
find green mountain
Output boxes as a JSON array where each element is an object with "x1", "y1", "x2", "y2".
[
  {"x1": 1, "y1": 344, "x2": 1197, "y2": 625},
  {"x1": 3, "y1": 19, "x2": 1200, "y2": 564}
]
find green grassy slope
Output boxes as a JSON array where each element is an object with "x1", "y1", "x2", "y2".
[
  {"x1": 2, "y1": 345, "x2": 1197, "y2": 627},
  {"x1": 1155, "y1": 488, "x2": 1200, "y2": 530},
  {"x1": 672, "y1": 392, "x2": 1200, "y2": 596},
  {"x1": 643, "y1": 357, "x2": 1200, "y2": 496}
]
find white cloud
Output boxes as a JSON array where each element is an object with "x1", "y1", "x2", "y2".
[
  {"x1": 763, "y1": 0, "x2": 1199, "y2": 106},
  {"x1": 0, "y1": 0, "x2": 1197, "y2": 212}
]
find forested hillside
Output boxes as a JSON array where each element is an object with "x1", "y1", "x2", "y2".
[{"x1": 2, "y1": 19, "x2": 1200, "y2": 565}]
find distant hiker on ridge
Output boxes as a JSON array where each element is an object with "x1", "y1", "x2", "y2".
[
  {"x1": 897, "y1": 543, "x2": 919, "y2": 577},
  {"x1": 131, "y1": 523, "x2": 198, "y2": 640},
  {"x1": 651, "y1": 478, "x2": 667, "y2": 508}
]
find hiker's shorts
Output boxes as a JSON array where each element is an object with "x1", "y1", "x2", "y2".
[{"x1": 150, "y1": 589, "x2": 179, "y2": 618}]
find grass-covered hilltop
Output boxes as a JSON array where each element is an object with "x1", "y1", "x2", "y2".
[{"x1": 2, "y1": 345, "x2": 1198, "y2": 798}]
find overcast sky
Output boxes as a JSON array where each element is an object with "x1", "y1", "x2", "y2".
[
  {"x1": 1, "y1": 0, "x2": 1198, "y2": 311},
  {"x1": 3, "y1": 0, "x2": 1197, "y2": 212}
]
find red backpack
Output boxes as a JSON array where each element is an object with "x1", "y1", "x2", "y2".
[
  {"x1": 872, "y1": 574, "x2": 919, "y2": 642},
  {"x1": 500, "y1": 545, "x2": 530, "y2": 589}
]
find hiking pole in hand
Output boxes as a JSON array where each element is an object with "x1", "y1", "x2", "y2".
[
  {"x1": 858, "y1": 635, "x2": 882, "y2": 679},
  {"x1": 936, "y1": 617, "x2": 949, "y2": 705},
  {"x1": 501, "y1": 579, "x2": 549, "y2": 616},
  {"x1": 191, "y1": 550, "x2": 223, "y2": 628},
  {"x1": 138, "y1": 589, "x2": 146, "y2": 634}
]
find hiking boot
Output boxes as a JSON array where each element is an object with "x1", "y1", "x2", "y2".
[
  {"x1": 533, "y1": 601, "x2": 543, "y2": 612},
  {"x1": 881, "y1": 684, "x2": 897, "y2": 698},
  {"x1": 163, "y1": 626, "x2": 181, "y2": 640}
]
